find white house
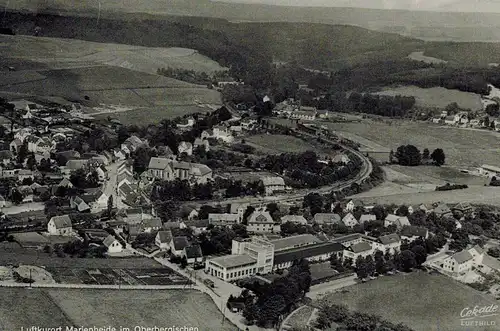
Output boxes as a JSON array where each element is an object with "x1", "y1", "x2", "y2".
[
  {"x1": 374, "y1": 234, "x2": 401, "y2": 254},
  {"x1": 213, "y1": 126, "x2": 234, "y2": 143},
  {"x1": 442, "y1": 251, "x2": 473, "y2": 276},
  {"x1": 178, "y1": 141, "x2": 193, "y2": 156},
  {"x1": 182, "y1": 244, "x2": 203, "y2": 264},
  {"x1": 103, "y1": 235, "x2": 123, "y2": 254},
  {"x1": 342, "y1": 242, "x2": 374, "y2": 265},
  {"x1": 247, "y1": 208, "x2": 278, "y2": 233},
  {"x1": 169, "y1": 236, "x2": 190, "y2": 257},
  {"x1": 155, "y1": 230, "x2": 173, "y2": 250},
  {"x1": 342, "y1": 213, "x2": 358, "y2": 227},
  {"x1": 344, "y1": 200, "x2": 355, "y2": 212},
  {"x1": 47, "y1": 215, "x2": 73, "y2": 236},
  {"x1": 209, "y1": 213, "x2": 241, "y2": 226},
  {"x1": 384, "y1": 214, "x2": 411, "y2": 229}
]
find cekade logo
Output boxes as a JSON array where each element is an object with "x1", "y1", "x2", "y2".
[{"x1": 460, "y1": 304, "x2": 499, "y2": 327}]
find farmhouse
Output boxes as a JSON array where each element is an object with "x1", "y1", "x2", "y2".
[
  {"x1": 47, "y1": 215, "x2": 73, "y2": 236},
  {"x1": 342, "y1": 213, "x2": 358, "y2": 227},
  {"x1": 260, "y1": 176, "x2": 286, "y2": 196},
  {"x1": 169, "y1": 236, "x2": 190, "y2": 257},
  {"x1": 103, "y1": 235, "x2": 123, "y2": 254}
]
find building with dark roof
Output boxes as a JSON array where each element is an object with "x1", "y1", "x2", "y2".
[
  {"x1": 182, "y1": 244, "x2": 203, "y2": 264},
  {"x1": 401, "y1": 226, "x2": 429, "y2": 242},
  {"x1": 273, "y1": 242, "x2": 343, "y2": 271},
  {"x1": 169, "y1": 236, "x2": 189, "y2": 256}
]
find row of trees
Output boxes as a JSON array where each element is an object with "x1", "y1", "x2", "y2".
[
  {"x1": 157, "y1": 67, "x2": 230, "y2": 85},
  {"x1": 316, "y1": 303, "x2": 413, "y2": 331},
  {"x1": 391, "y1": 145, "x2": 445, "y2": 166}
]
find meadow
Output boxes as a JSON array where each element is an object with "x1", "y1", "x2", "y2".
[
  {"x1": 319, "y1": 271, "x2": 500, "y2": 331},
  {"x1": 47, "y1": 289, "x2": 235, "y2": 330},
  {"x1": 375, "y1": 85, "x2": 483, "y2": 110},
  {"x1": 246, "y1": 134, "x2": 318, "y2": 154},
  {"x1": 326, "y1": 120, "x2": 500, "y2": 167}
]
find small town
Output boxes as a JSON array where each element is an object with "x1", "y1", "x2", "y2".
[{"x1": 2, "y1": 1, "x2": 500, "y2": 331}]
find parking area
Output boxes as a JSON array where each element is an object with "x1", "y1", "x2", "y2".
[{"x1": 46, "y1": 267, "x2": 191, "y2": 286}]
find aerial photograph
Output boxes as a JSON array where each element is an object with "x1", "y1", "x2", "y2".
[{"x1": 0, "y1": 0, "x2": 500, "y2": 330}]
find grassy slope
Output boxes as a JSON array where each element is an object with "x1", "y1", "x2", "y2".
[{"x1": 320, "y1": 272, "x2": 500, "y2": 331}]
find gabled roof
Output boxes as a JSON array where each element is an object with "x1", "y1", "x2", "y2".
[
  {"x1": 248, "y1": 210, "x2": 273, "y2": 224},
  {"x1": 468, "y1": 245, "x2": 485, "y2": 255},
  {"x1": 261, "y1": 176, "x2": 285, "y2": 186},
  {"x1": 350, "y1": 242, "x2": 372, "y2": 253},
  {"x1": 379, "y1": 234, "x2": 401, "y2": 245},
  {"x1": 483, "y1": 254, "x2": 500, "y2": 271},
  {"x1": 156, "y1": 230, "x2": 173, "y2": 243},
  {"x1": 273, "y1": 242, "x2": 343, "y2": 265},
  {"x1": 271, "y1": 234, "x2": 322, "y2": 252},
  {"x1": 58, "y1": 178, "x2": 73, "y2": 188},
  {"x1": 50, "y1": 215, "x2": 72, "y2": 229},
  {"x1": 190, "y1": 163, "x2": 212, "y2": 177},
  {"x1": 280, "y1": 215, "x2": 307, "y2": 224},
  {"x1": 342, "y1": 213, "x2": 358, "y2": 225},
  {"x1": 184, "y1": 244, "x2": 203, "y2": 259},
  {"x1": 230, "y1": 203, "x2": 249, "y2": 214},
  {"x1": 359, "y1": 214, "x2": 376, "y2": 223},
  {"x1": 313, "y1": 213, "x2": 341, "y2": 225},
  {"x1": 171, "y1": 236, "x2": 189, "y2": 251},
  {"x1": 183, "y1": 219, "x2": 209, "y2": 228},
  {"x1": 103, "y1": 235, "x2": 119, "y2": 247},
  {"x1": 434, "y1": 203, "x2": 451, "y2": 215},
  {"x1": 401, "y1": 226, "x2": 428, "y2": 238},
  {"x1": 142, "y1": 218, "x2": 162, "y2": 229},
  {"x1": 124, "y1": 135, "x2": 144, "y2": 148},
  {"x1": 452, "y1": 202, "x2": 473, "y2": 212},
  {"x1": 451, "y1": 250, "x2": 473, "y2": 264},
  {"x1": 148, "y1": 157, "x2": 171, "y2": 170}
]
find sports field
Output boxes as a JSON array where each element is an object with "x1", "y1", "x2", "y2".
[{"x1": 319, "y1": 272, "x2": 500, "y2": 331}]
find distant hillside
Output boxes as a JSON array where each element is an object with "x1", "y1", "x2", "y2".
[{"x1": 4, "y1": 0, "x2": 500, "y2": 41}]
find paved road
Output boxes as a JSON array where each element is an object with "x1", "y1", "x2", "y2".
[
  {"x1": 306, "y1": 274, "x2": 358, "y2": 300},
  {"x1": 102, "y1": 160, "x2": 127, "y2": 210}
]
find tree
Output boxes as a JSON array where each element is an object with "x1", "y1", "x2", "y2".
[
  {"x1": 365, "y1": 255, "x2": 375, "y2": 276},
  {"x1": 394, "y1": 145, "x2": 421, "y2": 166},
  {"x1": 17, "y1": 141, "x2": 28, "y2": 164},
  {"x1": 242, "y1": 206, "x2": 255, "y2": 225},
  {"x1": 487, "y1": 247, "x2": 500, "y2": 258},
  {"x1": 411, "y1": 245, "x2": 428, "y2": 267},
  {"x1": 107, "y1": 195, "x2": 114, "y2": 217},
  {"x1": 430, "y1": 148, "x2": 446, "y2": 166},
  {"x1": 180, "y1": 256, "x2": 188, "y2": 269},
  {"x1": 26, "y1": 153, "x2": 36, "y2": 170},
  {"x1": 11, "y1": 189, "x2": 23, "y2": 205},
  {"x1": 399, "y1": 250, "x2": 416, "y2": 272},
  {"x1": 372, "y1": 205, "x2": 387, "y2": 220},
  {"x1": 355, "y1": 256, "x2": 368, "y2": 279},
  {"x1": 422, "y1": 148, "x2": 430, "y2": 160},
  {"x1": 396, "y1": 205, "x2": 409, "y2": 217}
]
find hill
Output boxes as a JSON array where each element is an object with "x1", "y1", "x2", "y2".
[{"x1": 5, "y1": 0, "x2": 500, "y2": 41}]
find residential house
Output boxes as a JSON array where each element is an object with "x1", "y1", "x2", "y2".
[
  {"x1": 95, "y1": 165, "x2": 107, "y2": 182},
  {"x1": 169, "y1": 236, "x2": 190, "y2": 256},
  {"x1": 155, "y1": 230, "x2": 173, "y2": 250},
  {"x1": 247, "y1": 208, "x2": 279, "y2": 233},
  {"x1": 178, "y1": 141, "x2": 193, "y2": 156},
  {"x1": 9, "y1": 139, "x2": 22, "y2": 153},
  {"x1": 260, "y1": 176, "x2": 286, "y2": 196},
  {"x1": 313, "y1": 213, "x2": 341, "y2": 225},
  {"x1": 47, "y1": 215, "x2": 73, "y2": 236},
  {"x1": 70, "y1": 196, "x2": 91, "y2": 212},
  {"x1": 208, "y1": 213, "x2": 241, "y2": 227},
  {"x1": 434, "y1": 203, "x2": 452, "y2": 218},
  {"x1": 182, "y1": 219, "x2": 209, "y2": 235},
  {"x1": 212, "y1": 126, "x2": 234, "y2": 143},
  {"x1": 343, "y1": 242, "x2": 374, "y2": 264},
  {"x1": 0, "y1": 150, "x2": 13, "y2": 165},
  {"x1": 141, "y1": 218, "x2": 162, "y2": 233},
  {"x1": 451, "y1": 202, "x2": 474, "y2": 215},
  {"x1": 289, "y1": 110, "x2": 316, "y2": 121},
  {"x1": 444, "y1": 116, "x2": 456, "y2": 125},
  {"x1": 182, "y1": 244, "x2": 203, "y2": 264},
  {"x1": 384, "y1": 214, "x2": 411, "y2": 229},
  {"x1": 400, "y1": 226, "x2": 429, "y2": 242},
  {"x1": 121, "y1": 135, "x2": 146, "y2": 154},
  {"x1": 280, "y1": 215, "x2": 308, "y2": 225},
  {"x1": 82, "y1": 187, "x2": 108, "y2": 210},
  {"x1": 374, "y1": 234, "x2": 401, "y2": 254},
  {"x1": 103, "y1": 235, "x2": 123, "y2": 254},
  {"x1": 114, "y1": 149, "x2": 127, "y2": 160},
  {"x1": 193, "y1": 138, "x2": 210, "y2": 152},
  {"x1": 442, "y1": 251, "x2": 473, "y2": 276},
  {"x1": 342, "y1": 213, "x2": 358, "y2": 227}
]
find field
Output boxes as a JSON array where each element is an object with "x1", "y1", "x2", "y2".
[
  {"x1": 0, "y1": 288, "x2": 235, "y2": 330},
  {"x1": 319, "y1": 272, "x2": 500, "y2": 331},
  {"x1": 246, "y1": 134, "x2": 318, "y2": 154},
  {"x1": 407, "y1": 51, "x2": 447, "y2": 64},
  {"x1": 0, "y1": 35, "x2": 226, "y2": 74},
  {"x1": 375, "y1": 85, "x2": 483, "y2": 110},
  {"x1": 326, "y1": 120, "x2": 500, "y2": 167},
  {"x1": 46, "y1": 267, "x2": 189, "y2": 285},
  {"x1": 385, "y1": 165, "x2": 487, "y2": 186}
]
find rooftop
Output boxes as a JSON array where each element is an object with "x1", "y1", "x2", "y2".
[
  {"x1": 274, "y1": 242, "x2": 343, "y2": 265},
  {"x1": 208, "y1": 254, "x2": 257, "y2": 269},
  {"x1": 350, "y1": 242, "x2": 373, "y2": 253},
  {"x1": 271, "y1": 234, "x2": 322, "y2": 252},
  {"x1": 379, "y1": 233, "x2": 401, "y2": 245},
  {"x1": 451, "y1": 250, "x2": 473, "y2": 264}
]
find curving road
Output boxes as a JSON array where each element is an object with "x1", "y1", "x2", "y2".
[{"x1": 205, "y1": 105, "x2": 374, "y2": 206}]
